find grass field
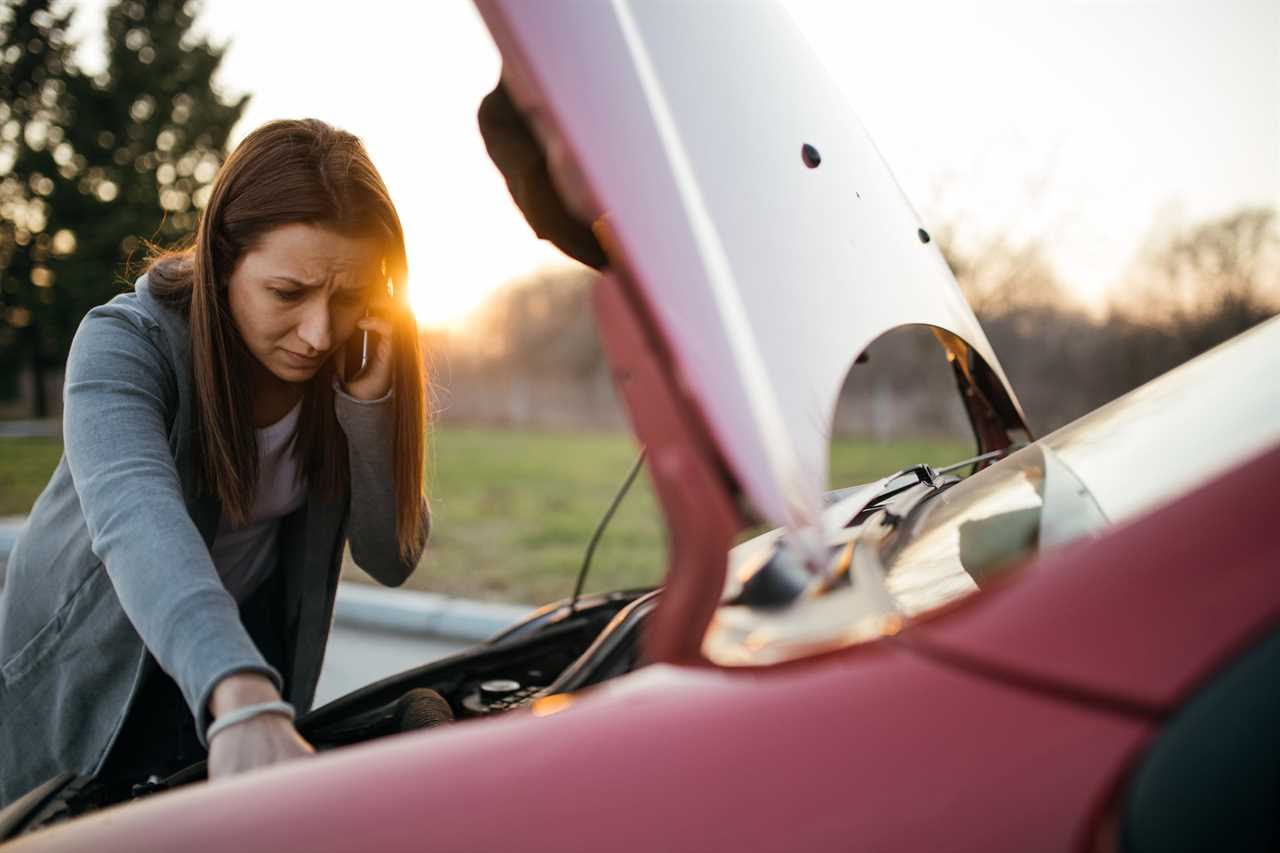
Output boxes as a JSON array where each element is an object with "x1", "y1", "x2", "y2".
[
  {"x1": 0, "y1": 438, "x2": 63, "y2": 515},
  {"x1": 0, "y1": 428, "x2": 970, "y2": 604}
]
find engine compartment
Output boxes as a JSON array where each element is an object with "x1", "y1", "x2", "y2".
[
  {"x1": 1, "y1": 588, "x2": 658, "y2": 841},
  {"x1": 306, "y1": 587, "x2": 657, "y2": 744}
]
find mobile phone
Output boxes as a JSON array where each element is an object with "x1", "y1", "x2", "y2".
[{"x1": 343, "y1": 310, "x2": 372, "y2": 382}]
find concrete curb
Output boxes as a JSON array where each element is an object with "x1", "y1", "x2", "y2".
[
  {"x1": 0, "y1": 420, "x2": 60, "y2": 438},
  {"x1": 333, "y1": 583, "x2": 532, "y2": 643},
  {"x1": 0, "y1": 516, "x2": 531, "y2": 643}
]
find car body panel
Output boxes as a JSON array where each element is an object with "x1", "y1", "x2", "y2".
[
  {"x1": 475, "y1": 0, "x2": 1027, "y2": 560},
  {"x1": 9, "y1": 647, "x2": 1148, "y2": 853},
  {"x1": 906, "y1": 439, "x2": 1280, "y2": 714}
]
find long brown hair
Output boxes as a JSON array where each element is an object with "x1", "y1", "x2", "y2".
[{"x1": 148, "y1": 119, "x2": 427, "y2": 561}]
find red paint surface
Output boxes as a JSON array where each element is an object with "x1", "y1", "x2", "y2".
[{"x1": 14, "y1": 646, "x2": 1147, "y2": 853}]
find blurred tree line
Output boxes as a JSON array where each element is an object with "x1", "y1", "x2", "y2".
[
  {"x1": 960, "y1": 205, "x2": 1279, "y2": 434},
  {"x1": 424, "y1": 266, "x2": 620, "y2": 429},
  {"x1": 2, "y1": 0, "x2": 1275, "y2": 438},
  {"x1": 0, "y1": 0, "x2": 244, "y2": 416},
  {"x1": 436, "y1": 205, "x2": 1279, "y2": 438}
]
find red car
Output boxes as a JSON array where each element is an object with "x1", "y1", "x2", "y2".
[{"x1": 4, "y1": 2, "x2": 1278, "y2": 851}]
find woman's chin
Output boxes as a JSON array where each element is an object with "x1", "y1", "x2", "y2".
[
  {"x1": 268, "y1": 357, "x2": 325, "y2": 385},
  {"x1": 266, "y1": 347, "x2": 327, "y2": 378}
]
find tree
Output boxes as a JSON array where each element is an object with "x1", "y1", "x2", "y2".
[
  {"x1": 1100, "y1": 207, "x2": 1280, "y2": 394},
  {"x1": 933, "y1": 223, "x2": 1069, "y2": 319},
  {"x1": 1120, "y1": 207, "x2": 1279, "y2": 325},
  {"x1": 0, "y1": 0, "x2": 247, "y2": 416},
  {"x1": 0, "y1": 0, "x2": 84, "y2": 411},
  {"x1": 467, "y1": 266, "x2": 602, "y2": 380}
]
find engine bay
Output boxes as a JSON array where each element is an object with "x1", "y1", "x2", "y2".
[{"x1": 1, "y1": 588, "x2": 658, "y2": 841}]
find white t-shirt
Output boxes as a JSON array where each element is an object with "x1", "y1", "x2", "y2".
[{"x1": 209, "y1": 399, "x2": 307, "y2": 602}]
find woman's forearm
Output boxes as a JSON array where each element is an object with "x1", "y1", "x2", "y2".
[
  {"x1": 65, "y1": 306, "x2": 281, "y2": 741},
  {"x1": 209, "y1": 672, "x2": 281, "y2": 716},
  {"x1": 334, "y1": 384, "x2": 428, "y2": 585}
]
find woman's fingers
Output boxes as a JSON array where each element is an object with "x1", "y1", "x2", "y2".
[
  {"x1": 342, "y1": 312, "x2": 396, "y2": 400},
  {"x1": 358, "y1": 315, "x2": 394, "y2": 340}
]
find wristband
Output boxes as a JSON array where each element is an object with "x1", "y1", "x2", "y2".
[{"x1": 206, "y1": 700, "x2": 296, "y2": 743}]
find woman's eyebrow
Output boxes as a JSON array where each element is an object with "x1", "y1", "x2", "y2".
[
  {"x1": 267, "y1": 275, "x2": 318, "y2": 287},
  {"x1": 266, "y1": 275, "x2": 372, "y2": 295}
]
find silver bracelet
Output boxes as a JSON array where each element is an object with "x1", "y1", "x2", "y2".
[{"x1": 206, "y1": 700, "x2": 296, "y2": 744}]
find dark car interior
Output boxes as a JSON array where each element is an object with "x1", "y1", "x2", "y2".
[{"x1": 1119, "y1": 624, "x2": 1280, "y2": 853}]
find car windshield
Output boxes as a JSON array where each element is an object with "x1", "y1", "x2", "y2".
[{"x1": 880, "y1": 444, "x2": 1109, "y2": 616}]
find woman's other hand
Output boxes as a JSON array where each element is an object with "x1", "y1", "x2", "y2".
[
  {"x1": 341, "y1": 310, "x2": 395, "y2": 401},
  {"x1": 207, "y1": 673, "x2": 314, "y2": 781},
  {"x1": 207, "y1": 714, "x2": 314, "y2": 781}
]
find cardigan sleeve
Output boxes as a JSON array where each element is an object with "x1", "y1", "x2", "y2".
[
  {"x1": 333, "y1": 384, "x2": 430, "y2": 586},
  {"x1": 62, "y1": 302, "x2": 281, "y2": 745}
]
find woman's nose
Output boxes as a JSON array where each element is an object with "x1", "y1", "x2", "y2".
[{"x1": 296, "y1": 301, "x2": 333, "y2": 354}]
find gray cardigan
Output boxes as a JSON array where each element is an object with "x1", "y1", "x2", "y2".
[{"x1": 0, "y1": 276, "x2": 428, "y2": 806}]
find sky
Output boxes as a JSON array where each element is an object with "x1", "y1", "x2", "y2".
[{"x1": 66, "y1": 0, "x2": 1280, "y2": 328}]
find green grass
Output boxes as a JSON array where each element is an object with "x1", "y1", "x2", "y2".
[
  {"x1": 0, "y1": 429, "x2": 971, "y2": 604},
  {"x1": 350, "y1": 428, "x2": 971, "y2": 604},
  {"x1": 0, "y1": 438, "x2": 63, "y2": 515}
]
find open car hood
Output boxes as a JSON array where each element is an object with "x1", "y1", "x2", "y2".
[{"x1": 476, "y1": 1, "x2": 1029, "y2": 552}]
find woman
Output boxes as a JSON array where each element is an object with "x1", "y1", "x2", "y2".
[{"x1": 0, "y1": 119, "x2": 429, "y2": 807}]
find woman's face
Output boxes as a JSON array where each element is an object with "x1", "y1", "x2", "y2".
[{"x1": 227, "y1": 222, "x2": 383, "y2": 385}]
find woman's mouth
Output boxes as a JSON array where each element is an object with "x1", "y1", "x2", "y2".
[{"x1": 280, "y1": 349, "x2": 324, "y2": 368}]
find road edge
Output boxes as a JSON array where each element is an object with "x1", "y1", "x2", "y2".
[{"x1": 0, "y1": 516, "x2": 531, "y2": 644}]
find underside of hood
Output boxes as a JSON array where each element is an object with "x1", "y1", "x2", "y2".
[{"x1": 476, "y1": 0, "x2": 1030, "y2": 553}]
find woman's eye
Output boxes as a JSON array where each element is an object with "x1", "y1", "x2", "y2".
[{"x1": 273, "y1": 289, "x2": 303, "y2": 302}]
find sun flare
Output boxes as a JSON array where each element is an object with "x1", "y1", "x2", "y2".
[{"x1": 408, "y1": 277, "x2": 481, "y2": 331}]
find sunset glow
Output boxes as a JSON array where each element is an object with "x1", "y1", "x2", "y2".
[
  {"x1": 405, "y1": 245, "x2": 573, "y2": 330},
  {"x1": 60, "y1": 0, "x2": 1279, "y2": 331},
  {"x1": 409, "y1": 271, "x2": 491, "y2": 330}
]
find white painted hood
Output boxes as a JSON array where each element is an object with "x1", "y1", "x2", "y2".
[{"x1": 476, "y1": 0, "x2": 1028, "y2": 557}]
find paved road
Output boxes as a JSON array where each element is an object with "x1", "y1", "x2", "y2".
[{"x1": 314, "y1": 624, "x2": 471, "y2": 706}]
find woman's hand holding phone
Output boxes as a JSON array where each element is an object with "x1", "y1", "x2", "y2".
[{"x1": 341, "y1": 303, "x2": 395, "y2": 401}]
